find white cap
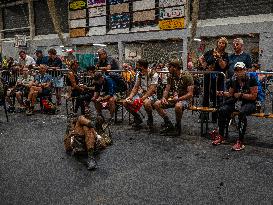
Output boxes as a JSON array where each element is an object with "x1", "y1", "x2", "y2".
[{"x1": 234, "y1": 62, "x2": 246, "y2": 69}]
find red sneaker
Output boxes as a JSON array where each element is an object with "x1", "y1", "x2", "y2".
[
  {"x1": 209, "y1": 128, "x2": 219, "y2": 140},
  {"x1": 212, "y1": 134, "x2": 225, "y2": 145},
  {"x1": 232, "y1": 140, "x2": 245, "y2": 151}
]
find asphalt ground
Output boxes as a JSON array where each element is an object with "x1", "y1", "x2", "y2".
[{"x1": 0, "y1": 104, "x2": 273, "y2": 205}]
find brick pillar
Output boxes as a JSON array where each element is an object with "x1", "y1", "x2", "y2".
[
  {"x1": 183, "y1": 36, "x2": 188, "y2": 70},
  {"x1": 28, "y1": 0, "x2": 35, "y2": 40},
  {"x1": 118, "y1": 41, "x2": 124, "y2": 64},
  {"x1": 0, "y1": 8, "x2": 4, "y2": 55},
  {"x1": 259, "y1": 32, "x2": 273, "y2": 70}
]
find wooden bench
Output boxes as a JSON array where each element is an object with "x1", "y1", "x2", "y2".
[
  {"x1": 225, "y1": 111, "x2": 273, "y2": 138},
  {"x1": 188, "y1": 106, "x2": 217, "y2": 136},
  {"x1": 189, "y1": 101, "x2": 273, "y2": 137},
  {"x1": 231, "y1": 111, "x2": 273, "y2": 119}
]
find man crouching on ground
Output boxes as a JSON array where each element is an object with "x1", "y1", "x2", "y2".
[{"x1": 64, "y1": 114, "x2": 99, "y2": 170}]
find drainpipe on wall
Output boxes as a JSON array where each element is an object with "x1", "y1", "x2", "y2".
[
  {"x1": 0, "y1": 8, "x2": 3, "y2": 54},
  {"x1": 118, "y1": 41, "x2": 124, "y2": 64},
  {"x1": 47, "y1": 0, "x2": 66, "y2": 46},
  {"x1": 188, "y1": 0, "x2": 199, "y2": 53},
  {"x1": 28, "y1": 0, "x2": 35, "y2": 40}
]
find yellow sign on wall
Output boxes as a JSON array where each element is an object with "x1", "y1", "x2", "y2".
[
  {"x1": 159, "y1": 18, "x2": 185, "y2": 30},
  {"x1": 69, "y1": 0, "x2": 87, "y2": 11}
]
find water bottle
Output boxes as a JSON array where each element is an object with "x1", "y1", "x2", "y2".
[
  {"x1": 256, "y1": 101, "x2": 262, "y2": 113},
  {"x1": 235, "y1": 100, "x2": 241, "y2": 111}
]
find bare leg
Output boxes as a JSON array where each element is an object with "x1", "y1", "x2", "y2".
[
  {"x1": 154, "y1": 100, "x2": 167, "y2": 118},
  {"x1": 108, "y1": 97, "x2": 116, "y2": 119},
  {"x1": 144, "y1": 99, "x2": 153, "y2": 126},
  {"x1": 15, "y1": 91, "x2": 24, "y2": 107}
]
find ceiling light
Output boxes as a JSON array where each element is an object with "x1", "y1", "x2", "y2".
[
  {"x1": 194, "y1": 38, "x2": 202, "y2": 42},
  {"x1": 93, "y1": 43, "x2": 107, "y2": 47}
]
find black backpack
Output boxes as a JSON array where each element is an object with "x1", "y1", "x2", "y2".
[{"x1": 109, "y1": 72, "x2": 128, "y2": 93}]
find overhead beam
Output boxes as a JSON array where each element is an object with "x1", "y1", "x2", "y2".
[{"x1": 0, "y1": 0, "x2": 38, "y2": 8}]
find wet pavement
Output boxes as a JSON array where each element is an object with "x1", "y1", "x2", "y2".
[{"x1": 0, "y1": 105, "x2": 273, "y2": 204}]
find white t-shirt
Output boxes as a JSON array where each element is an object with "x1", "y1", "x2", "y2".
[
  {"x1": 161, "y1": 67, "x2": 168, "y2": 84},
  {"x1": 19, "y1": 55, "x2": 36, "y2": 66},
  {"x1": 17, "y1": 75, "x2": 34, "y2": 86},
  {"x1": 135, "y1": 71, "x2": 159, "y2": 95}
]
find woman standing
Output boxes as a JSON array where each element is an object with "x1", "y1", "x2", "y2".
[
  {"x1": 47, "y1": 48, "x2": 63, "y2": 105},
  {"x1": 199, "y1": 37, "x2": 229, "y2": 122}
]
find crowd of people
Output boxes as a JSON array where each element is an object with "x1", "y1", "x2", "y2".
[{"x1": 0, "y1": 37, "x2": 271, "y2": 170}]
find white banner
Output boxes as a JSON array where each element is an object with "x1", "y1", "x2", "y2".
[
  {"x1": 159, "y1": 6, "x2": 185, "y2": 19},
  {"x1": 14, "y1": 35, "x2": 27, "y2": 47},
  {"x1": 89, "y1": 6, "x2": 106, "y2": 17}
]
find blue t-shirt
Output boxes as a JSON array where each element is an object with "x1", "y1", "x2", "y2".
[
  {"x1": 228, "y1": 52, "x2": 252, "y2": 78},
  {"x1": 95, "y1": 75, "x2": 116, "y2": 96},
  {"x1": 35, "y1": 73, "x2": 52, "y2": 84},
  {"x1": 36, "y1": 56, "x2": 49, "y2": 66}
]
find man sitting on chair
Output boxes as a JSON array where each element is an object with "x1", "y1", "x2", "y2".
[
  {"x1": 212, "y1": 62, "x2": 258, "y2": 151},
  {"x1": 123, "y1": 59, "x2": 159, "y2": 129},
  {"x1": 26, "y1": 64, "x2": 52, "y2": 115},
  {"x1": 6, "y1": 66, "x2": 34, "y2": 112},
  {"x1": 154, "y1": 60, "x2": 194, "y2": 136},
  {"x1": 92, "y1": 72, "x2": 117, "y2": 122}
]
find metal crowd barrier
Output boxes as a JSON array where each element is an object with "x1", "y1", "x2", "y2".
[
  {"x1": 1, "y1": 68, "x2": 273, "y2": 126},
  {"x1": 0, "y1": 68, "x2": 69, "y2": 88},
  {"x1": 64, "y1": 69, "x2": 136, "y2": 122}
]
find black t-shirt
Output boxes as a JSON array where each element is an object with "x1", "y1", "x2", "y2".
[
  {"x1": 97, "y1": 56, "x2": 120, "y2": 70},
  {"x1": 47, "y1": 57, "x2": 62, "y2": 68},
  {"x1": 204, "y1": 49, "x2": 229, "y2": 72},
  {"x1": 231, "y1": 76, "x2": 258, "y2": 104}
]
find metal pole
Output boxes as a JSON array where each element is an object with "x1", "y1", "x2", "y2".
[{"x1": 28, "y1": 0, "x2": 35, "y2": 40}]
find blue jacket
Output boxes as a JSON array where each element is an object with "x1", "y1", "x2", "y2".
[{"x1": 95, "y1": 75, "x2": 116, "y2": 96}]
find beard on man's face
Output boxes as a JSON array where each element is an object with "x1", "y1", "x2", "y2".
[{"x1": 235, "y1": 73, "x2": 247, "y2": 81}]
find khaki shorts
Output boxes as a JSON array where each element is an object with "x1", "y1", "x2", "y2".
[{"x1": 161, "y1": 99, "x2": 190, "y2": 109}]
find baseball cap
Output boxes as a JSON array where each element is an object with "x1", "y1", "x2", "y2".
[
  {"x1": 234, "y1": 62, "x2": 246, "y2": 70},
  {"x1": 35, "y1": 49, "x2": 43, "y2": 54}
]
